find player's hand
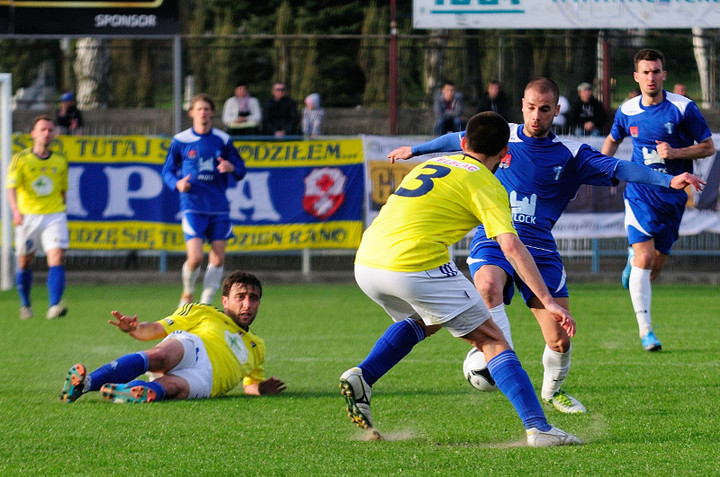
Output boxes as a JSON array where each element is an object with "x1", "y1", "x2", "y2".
[
  {"x1": 12, "y1": 210, "x2": 23, "y2": 226},
  {"x1": 108, "y1": 310, "x2": 139, "y2": 333},
  {"x1": 655, "y1": 140, "x2": 675, "y2": 160},
  {"x1": 258, "y1": 376, "x2": 286, "y2": 395},
  {"x1": 216, "y1": 156, "x2": 235, "y2": 174},
  {"x1": 671, "y1": 172, "x2": 705, "y2": 191},
  {"x1": 545, "y1": 302, "x2": 576, "y2": 338},
  {"x1": 388, "y1": 146, "x2": 413, "y2": 163},
  {"x1": 176, "y1": 174, "x2": 192, "y2": 192}
]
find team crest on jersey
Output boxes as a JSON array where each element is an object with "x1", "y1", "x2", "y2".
[
  {"x1": 188, "y1": 149, "x2": 197, "y2": 159},
  {"x1": 302, "y1": 167, "x2": 347, "y2": 220},
  {"x1": 499, "y1": 154, "x2": 511, "y2": 169},
  {"x1": 630, "y1": 126, "x2": 639, "y2": 138},
  {"x1": 553, "y1": 166, "x2": 564, "y2": 181}
]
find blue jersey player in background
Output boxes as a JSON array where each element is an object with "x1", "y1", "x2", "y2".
[
  {"x1": 386, "y1": 78, "x2": 703, "y2": 415},
  {"x1": 602, "y1": 49, "x2": 714, "y2": 352},
  {"x1": 162, "y1": 94, "x2": 246, "y2": 307}
]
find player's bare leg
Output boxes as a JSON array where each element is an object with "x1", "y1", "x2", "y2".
[{"x1": 530, "y1": 297, "x2": 586, "y2": 414}]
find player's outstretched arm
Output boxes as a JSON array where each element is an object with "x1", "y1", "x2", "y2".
[
  {"x1": 495, "y1": 233, "x2": 576, "y2": 337},
  {"x1": 108, "y1": 310, "x2": 167, "y2": 341},
  {"x1": 671, "y1": 172, "x2": 705, "y2": 191},
  {"x1": 244, "y1": 377, "x2": 286, "y2": 396},
  {"x1": 388, "y1": 146, "x2": 413, "y2": 163}
]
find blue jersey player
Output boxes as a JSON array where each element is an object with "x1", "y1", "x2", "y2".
[
  {"x1": 162, "y1": 94, "x2": 246, "y2": 307},
  {"x1": 602, "y1": 49, "x2": 714, "y2": 352},
  {"x1": 384, "y1": 78, "x2": 703, "y2": 415}
]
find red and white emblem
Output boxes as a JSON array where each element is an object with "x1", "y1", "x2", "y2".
[
  {"x1": 630, "y1": 126, "x2": 639, "y2": 138},
  {"x1": 303, "y1": 168, "x2": 346, "y2": 220}
]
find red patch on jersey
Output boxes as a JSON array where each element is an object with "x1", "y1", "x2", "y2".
[
  {"x1": 630, "y1": 126, "x2": 639, "y2": 138},
  {"x1": 499, "y1": 154, "x2": 511, "y2": 169},
  {"x1": 188, "y1": 149, "x2": 197, "y2": 159}
]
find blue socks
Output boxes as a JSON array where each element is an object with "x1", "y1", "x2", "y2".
[
  {"x1": 487, "y1": 349, "x2": 550, "y2": 431},
  {"x1": 126, "y1": 380, "x2": 166, "y2": 401},
  {"x1": 15, "y1": 266, "x2": 65, "y2": 307},
  {"x1": 15, "y1": 268, "x2": 32, "y2": 307},
  {"x1": 87, "y1": 352, "x2": 150, "y2": 392},
  {"x1": 359, "y1": 318, "x2": 426, "y2": 386},
  {"x1": 47, "y1": 265, "x2": 66, "y2": 306}
]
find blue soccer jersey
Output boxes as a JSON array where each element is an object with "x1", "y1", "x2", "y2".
[
  {"x1": 162, "y1": 127, "x2": 246, "y2": 214},
  {"x1": 609, "y1": 91, "x2": 712, "y2": 217},
  {"x1": 416, "y1": 125, "x2": 622, "y2": 251}
]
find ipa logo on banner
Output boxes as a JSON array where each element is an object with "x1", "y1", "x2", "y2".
[{"x1": 303, "y1": 168, "x2": 347, "y2": 220}]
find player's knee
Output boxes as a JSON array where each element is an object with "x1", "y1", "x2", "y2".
[
  {"x1": 547, "y1": 335, "x2": 571, "y2": 353},
  {"x1": 474, "y1": 279, "x2": 502, "y2": 306}
]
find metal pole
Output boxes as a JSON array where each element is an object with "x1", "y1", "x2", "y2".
[
  {"x1": 173, "y1": 35, "x2": 182, "y2": 134},
  {"x1": 1, "y1": 73, "x2": 13, "y2": 290},
  {"x1": 389, "y1": 0, "x2": 398, "y2": 135}
]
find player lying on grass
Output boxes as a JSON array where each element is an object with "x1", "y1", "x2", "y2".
[{"x1": 60, "y1": 271, "x2": 285, "y2": 403}]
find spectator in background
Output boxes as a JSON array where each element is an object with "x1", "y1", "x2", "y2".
[
  {"x1": 476, "y1": 79, "x2": 511, "y2": 120},
  {"x1": 302, "y1": 93, "x2": 324, "y2": 137},
  {"x1": 568, "y1": 82, "x2": 607, "y2": 136},
  {"x1": 672, "y1": 83, "x2": 687, "y2": 97},
  {"x1": 552, "y1": 94, "x2": 570, "y2": 134},
  {"x1": 222, "y1": 82, "x2": 262, "y2": 136},
  {"x1": 626, "y1": 88, "x2": 641, "y2": 101},
  {"x1": 433, "y1": 81, "x2": 465, "y2": 136},
  {"x1": 262, "y1": 82, "x2": 300, "y2": 138},
  {"x1": 56, "y1": 92, "x2": 83, "y2": 135}
]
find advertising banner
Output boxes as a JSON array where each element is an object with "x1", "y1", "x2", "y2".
[
  {"x1": 1, "y1": 0, "x2": 179, "y2": 35},
  {"x1": 414, "y1": 0, "x2": 720, "y2": 30},
  {"x1": 362, "y1": 134, "x2": 720, "y2": 239},
  {"x1": 10, "y1": 134, "x2": 364, "y2": 251}
]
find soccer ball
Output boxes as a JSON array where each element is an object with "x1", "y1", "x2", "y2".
[{"x1": 462, "y1": 347, "x2": 497, "y2": 392}]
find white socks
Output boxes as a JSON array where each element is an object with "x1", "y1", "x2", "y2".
[
  {"x1": 629, "y1": 266, "x2": 653, "y2": 337},
  {"x1": 200, "y1": 264, "x2": 224, "y2": 305},
  {"x1": 489, "y1": 303, "x2": 514, "y2": 349},
  {"x1": 182, "y1": 261, "x2": 201, "y2": 295},
  {"x1": 542, "y1": 344, "x2": 571, "y2": 401}
]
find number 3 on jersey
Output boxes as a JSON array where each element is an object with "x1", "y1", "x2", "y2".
[{"x1": 394, "y1": 164, "x2": 451, "y2": 198}]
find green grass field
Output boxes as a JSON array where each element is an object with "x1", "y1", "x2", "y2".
[{"x1": 1, "y1": 280, "x2": 718, "y2": 476}]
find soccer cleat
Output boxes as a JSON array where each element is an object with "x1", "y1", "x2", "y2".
[
  {"x1": 544, "y1": 389, "x2": 587, "y2": 414},
  {"x1": 60, "y1": 363, "x2": 87, "y2": 403},
  {"x1": 526, "y1": 425, "x2": 582, "y2": 447},
  {"x1": 47, "y1": 304, "x2": 68, "y2": 320},
  {"x1": 339, "y1": 367, "x2": 374, "y2": 429},
  {"x1": 179, "y1": 293, "x2": 193, "y2": 307},
  {"x1": 100, "y1": 383, "x2": 157, "y2": 404},
  {"x1": 621, "y1": 248, "x2": 634, "y2": 289},
  {"x1": 20, "y1": 306, "x2": 33, "y2": 320},
  {"x1": 641, "y1": 330, "x2": 662, "y2": 352}
]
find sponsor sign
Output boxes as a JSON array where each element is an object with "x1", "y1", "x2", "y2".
[{"x1": 11, "y1": 135, "x2": 364, "y2": 250}]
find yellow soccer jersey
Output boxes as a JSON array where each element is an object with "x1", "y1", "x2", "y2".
[
  {"x1": 6, "y1": 148, "x2": 68, "y2": 215},
  {"x1": 158, "y1": 304, "x2": 266, "y2": 397},
  {"x1": 355, "y1": 154, "x2": 517, "y2": 272}
]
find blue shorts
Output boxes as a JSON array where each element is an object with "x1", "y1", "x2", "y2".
[
  {"x1": 181, "y1": 212, "x2": 234, "y2": 243},
  {"x1": 624, "y1": 199, "x2": 681, "y2": 255},
  {"x1": 466, "y1": 235, "x2": 568, "y2": 306}
]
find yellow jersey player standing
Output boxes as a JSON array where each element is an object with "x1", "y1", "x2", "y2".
[
  {"x1": 340, "y1": 112, "x2": 581, "y2": 447},
  {"x1": 6, "y1": 115, "x2": 69, "y2": 320},
  {"x1": 60, "y1": 271, "x2": 286, "y2": 403}
]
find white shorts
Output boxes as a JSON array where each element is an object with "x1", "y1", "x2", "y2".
[
  {"x1": 14, "y1": 212, "x2": 69, "y2": 256},
  {"x1": 160, "y1": 330, "x2": 214, "y2": 399},
  {"x1": 354, "y1": 262, "x2": 491, "y2": 337}
]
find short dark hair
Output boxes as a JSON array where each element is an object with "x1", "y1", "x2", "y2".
[
  {"x1": 189, "y1": 93, "x2": 216, "y2": 112},
  {"x1": 464, "y1": 112, "x2": 509, "y2": 157},
  {"x1": 525, "y1": 77, "x2": 560, "y2": 106},
  {"x1": 222, "y1": 271, "x2": 262, "y2": 298},
  {"x1": 634, "y1": 48, "x2": 665, "y2": 71},
  {"x1": 32, "y1": 115, "x2": 54, "y2": 129}
]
